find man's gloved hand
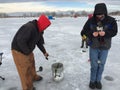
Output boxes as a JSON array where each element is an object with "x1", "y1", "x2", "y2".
[
  {"x1": 82, "y1": 35, "x2": 87, "y2": 40},
  {"x1": 44, "y1": 52, "x2": 49, "y2": 60}
]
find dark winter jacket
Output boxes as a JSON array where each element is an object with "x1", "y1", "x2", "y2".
[
  {"x1": 11, "y1": 20, "x2": 46, "y2": 55},
  {"x1": 81, "y1": 3, "x2": 118, "y2": 49}
]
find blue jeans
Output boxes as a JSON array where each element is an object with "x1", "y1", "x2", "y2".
[{"x1": 89, "y1": 47, "x2": 109, "y2": 82}]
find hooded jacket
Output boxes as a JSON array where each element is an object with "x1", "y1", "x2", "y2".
[
  {"x1": 11, "y1": 20, "x2": 46, "y2": 55},
  {"x1": 94, "y1": 3, "x2": 107, "y2": 16},
  {"x1": 81, "y1": 3, "x2": 118, "y2": 49}
]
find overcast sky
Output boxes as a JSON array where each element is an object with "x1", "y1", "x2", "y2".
[{"x1": 0, "y1": 0, "x2": 120, "y2": 13}]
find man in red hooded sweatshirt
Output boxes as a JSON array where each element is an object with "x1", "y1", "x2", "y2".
[{"x1": 11, "y1": 14, "x2": 51, "y2": 90}]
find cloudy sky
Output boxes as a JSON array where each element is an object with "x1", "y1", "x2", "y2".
[{"x1": 0, "y1": 0, "x2": 120, "y2": 13}]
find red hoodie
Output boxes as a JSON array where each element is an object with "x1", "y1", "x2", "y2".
[{"x1": 37, "y1": 14, "x2": 51, "y2": 32}]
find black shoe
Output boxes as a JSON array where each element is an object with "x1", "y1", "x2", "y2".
[
  {"x1": 89, "y1": 81, "x2": 96, "y2": 89},
  {"x1": 33, "y1": 87, "x2": 36, "y2": 90},
  {"x1": 81, "y1": 46, "x2": 83, "y2": 48},
  {"x1": 96, "y1": 81, "x2": 102, "y2": 89},
  {"x1": 33, "y1": 75, "x2": 43, "y2": 81}
]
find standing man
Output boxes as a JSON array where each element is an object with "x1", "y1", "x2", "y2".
[
  {"x1": 11, "y1": 14, "x2": 51, "y2": 90},
  {"x1": 81, "y1": 3, "x2": 117, "y2": 89}
]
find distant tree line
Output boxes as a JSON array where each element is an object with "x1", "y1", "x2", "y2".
[
  {"x1": 0, "y1": 10, "x2": 120, "y2": 18},
  {"x1": 109, "y1": 11, "x2": 120, "y2": 15},
  {"x1": 0, "y1": 13, "x2": 9, "y2": 18}
]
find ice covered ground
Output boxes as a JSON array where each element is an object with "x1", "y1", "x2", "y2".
[{"x1": 0, "y1": 16, "x2": 120, "y2": 90}]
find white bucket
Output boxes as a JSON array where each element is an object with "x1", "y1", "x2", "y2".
[{"x1": 51, "y1": 62, "x2": 64, "y2": 82}]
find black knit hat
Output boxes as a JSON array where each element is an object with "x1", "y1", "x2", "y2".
[{"x1": 94, "y1": 3, "x2": 108, "y2": 16}]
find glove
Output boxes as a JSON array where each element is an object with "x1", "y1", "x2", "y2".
[
  {"x1": 44, "y1": 52, "x2": 49, "y2": 60},
  {"x1": 82, "y1": 35, "x2": 87, "y2": 40}
]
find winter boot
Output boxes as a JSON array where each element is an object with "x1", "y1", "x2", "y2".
[
  {"x1": 33, "y1": 75, "x2": 43, "y2": 81},
  {"x1": 89, "y1": 81, "x2": 96, "y2": 89},
  {"x1": 33, "y1": 87, "x2": 36, "y2": 90},
  {"x1": 96, "y1": 81, "x2": 102, "y2": 89},
  {"x1": 86, "y1": 45, "x2": 88, "y2": 48},
  {"x1": 81, "y1": 46, "x2": 83, "y2": 48}
]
